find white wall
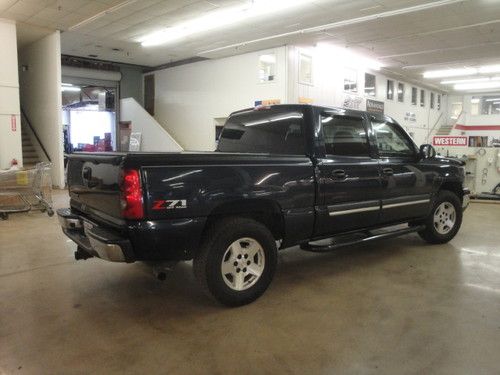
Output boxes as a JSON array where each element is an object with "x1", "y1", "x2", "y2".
[
  {"x1": 287, "y1": 44, "x2": 446, "y2": 146},
  {"x1": 120, "y1": 98, "x2": 183, "y2": 152},
  {"x1": 19, "y1": 31, "x2": 64, "y2": 188},
  {"x1": 0, "y1": 19, "x2": 22, "y2": 169},
  {"x1": 154, "y1": 47, "x2": 288, "y2": 151}
]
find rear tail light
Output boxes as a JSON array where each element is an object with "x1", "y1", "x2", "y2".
[{"x1": 120, "y1": 169, "x2": 144, "y2": 220}]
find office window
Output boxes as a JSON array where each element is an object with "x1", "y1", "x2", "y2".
[
  {"x1": 411, "y1": 87, "x2": 417, "y2": 105},
  {"x1": 299, "y1": 53, "x2": 313, "y2": 85},
  {"x1": 321, "y1": 114, "x2": 369, "y2": 157},
  {"x1": 430, "y1": 92, "x2": 435, "y2": 109},
  {"x1": 258, "y1": 53, "x2": 276, "y2": 82},
  {"x1": 420, "y1": 89, "x2": 425, "y2": 107},
  {"x1": 397, "y1": 83, "x2": 404, "y2": 102},
  {"x1": 437, "y1": 94, "x2": 441, "y2": 110},
  {"x1": 470, "y1": 95, "x2": 500, "y2": 115},
  {"x1": 344, "y1": 68, "x2": 357, "y2": 93},
  {"x1": 386, "y1": 80, "x2": 394, "y2": 100},
  {"x1": 364, "y1": 73, "x2": 376, "y2": 97}
]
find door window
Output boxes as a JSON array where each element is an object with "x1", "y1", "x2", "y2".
[
  {"x1": 321, "y1": 114, "x2": 370, "y2": 157},
  {"x1": 372, "y1": 120, "x2": 415, "y2": 157}
]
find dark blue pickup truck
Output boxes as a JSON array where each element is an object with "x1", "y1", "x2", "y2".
[{"x1": 58, "y1": 104, "x2": 469, "y2": 306}]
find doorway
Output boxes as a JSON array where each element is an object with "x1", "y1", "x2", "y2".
[{"x1": 61, "y1": 82, "x2": 118, "y2": 153}]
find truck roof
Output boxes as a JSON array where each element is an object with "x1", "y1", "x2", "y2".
[{"x1": 229, "y1": 104, "x2": 396, "y2": 124}]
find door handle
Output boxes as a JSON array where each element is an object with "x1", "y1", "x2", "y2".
[
  {"x1": 382, "y1": 168, "x2": 394, "y2": 176},
  {"x1": 332, "y1": 169, "x2": 346, "y2": 179}
]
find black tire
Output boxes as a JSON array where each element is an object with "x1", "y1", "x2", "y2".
[
  {"x1": 418, "y1": 190, "x2": 462, "y2": 244},
  {"x1": 0, "y1": 213, "x2": 8, "y2": 220},
  {"x1": 193, "y1": 217, "x2": 277, "y2": 307}
]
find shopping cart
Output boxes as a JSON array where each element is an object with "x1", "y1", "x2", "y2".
[{"x1": 0, "y1": 162, "x2": 54, "y2": 220}]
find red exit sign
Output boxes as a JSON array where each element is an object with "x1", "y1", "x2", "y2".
[{"x1": 433, "y1": 136, "x2": 468, "y2": 146}]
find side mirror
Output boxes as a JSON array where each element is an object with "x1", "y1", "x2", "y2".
[{"x1": 420, "y1": 144, "x2": 436, "y2": 159}]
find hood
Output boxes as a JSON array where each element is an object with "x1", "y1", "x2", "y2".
[{"x1": 434, "y1": 156, "x2": 466, "y2": 167}]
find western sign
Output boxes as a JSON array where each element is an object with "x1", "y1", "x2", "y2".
[{"x1": 432, "y1": 136, "x2": 468, "y2": 146}]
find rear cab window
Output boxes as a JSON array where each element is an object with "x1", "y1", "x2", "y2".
[{"x1": 217, "y1": 108, "x2": 306, "y2": 155}]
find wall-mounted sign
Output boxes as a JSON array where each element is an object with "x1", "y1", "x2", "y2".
[
  {"x1": 343, "y1": 95, "x2": 363, "y2": 110},
  {"x1": 298, "y1": 97, "x2": 313, "y2": 104},
  {"x1": 366, "y1": 99, "x2": 384, "y2": 114},
  {"x1": 11, "y1": 115, "x2": 16, "y2": 132},
  {"x1": 129, "y1": 132, "x2": 142, "y2": 151},
  {"x1": 404, "y1": 112, "x2": 416, "y2": 122},
  {"x1": 254, "y1": 99, "x2": 281, "y2": 106},
  {"x1": 432, "y1": 136, "x2": 468, "y2": 146}
]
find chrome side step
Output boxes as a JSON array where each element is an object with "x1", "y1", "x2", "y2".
[{"x1": 300, "y1": 225, "x2": 425, "y2": 253}]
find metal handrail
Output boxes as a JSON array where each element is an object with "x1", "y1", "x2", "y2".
[
  {"x1": 427, "y1": 111, "x2": 444, "y2": 140},
  {"x1": 20, "y1": 108, "x2": 51, "y2": 162}
]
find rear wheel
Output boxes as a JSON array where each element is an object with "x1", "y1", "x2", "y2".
[
  {"x1": 418, "y1": 190, "x2": 462, "y2": 244},
  {"x1": 193, "y1": 217, "x2": 277, "y2": 306}
]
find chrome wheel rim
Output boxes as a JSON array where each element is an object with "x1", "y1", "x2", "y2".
[
  {"x1": 433, "y1": 202, "x2": 456, "y2": 235},
  {"x1": 221, "y1": 237, "x2": 265, "y2": 291}
]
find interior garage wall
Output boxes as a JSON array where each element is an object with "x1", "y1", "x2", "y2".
[
  {"x1": 287, "y1": 45, "x2": 446, "y2": 146},
  {"x1": 19, "y1": 31, "x2": 64, "y2": 188},
  {"x1": 0, "y1": 18, "x2": 22, "y2": 169},
  {"x1": 153, "y1": 47, "x2": 288, "y2": 151}
]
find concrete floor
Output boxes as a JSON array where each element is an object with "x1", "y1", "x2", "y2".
[{"x1": 0, "y1": 190, "x2": 499, "y2": 374}]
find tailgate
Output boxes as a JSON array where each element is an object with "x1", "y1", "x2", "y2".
[{"x1": 67, "y1": 153, "x2": 126, "y2": 221}]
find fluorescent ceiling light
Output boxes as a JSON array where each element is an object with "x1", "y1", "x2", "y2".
[
  {"x1": 478, "y1": 65, "x2": 500, "y2": 74},
  {"x1": 424, "y1": 68, "x2": 477, "y2": 78},
  {"x1": 485, "y1": 97, "x2": 500, "y2": 101},
  {"x1": 454, "y1": 81, "x2": 500, "y2": 91},
  {"x1": 440, "y1": 77, "x2": 489, "y2": 85},
  {"x1": 61, "y1": 83, "x2": 73, "y2": 86},
  {"x1": 139, "y1": 0, "x2": 308, "y2": 47},
  {"x1": 61, "y1": 86, "x2": 81, "y2": 92}
]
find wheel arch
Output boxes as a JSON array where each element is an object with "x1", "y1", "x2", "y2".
[
  {"x1": 203, "y1": 199, "x2": 285, "y2": 242},
  {"x1": 439, "y1": 180, "x2": 464, "y2": 202}
]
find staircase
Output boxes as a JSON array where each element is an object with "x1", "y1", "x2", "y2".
[
  {"x1": 435, "y1": 123, "x2": 455, "y2": 135},
  {"x1": 21, "y1": 125, "x2": 40, "y2": 168}
]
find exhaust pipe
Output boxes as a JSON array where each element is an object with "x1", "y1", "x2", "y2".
[{"x1": 152, "y1": 261, "x2": 178, "y2": 281}]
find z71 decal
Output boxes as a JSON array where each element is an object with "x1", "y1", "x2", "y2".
[{"x1": 152, "y1": 200, "x2": 187, "y2": 210}]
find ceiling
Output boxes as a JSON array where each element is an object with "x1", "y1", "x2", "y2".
[{"x1": 1, "y1": 0, "x2": 500, "y2": 90}]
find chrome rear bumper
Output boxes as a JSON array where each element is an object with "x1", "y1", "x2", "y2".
[{"x1": 58, "y1": 208, "x2": 134, "y2": 262}]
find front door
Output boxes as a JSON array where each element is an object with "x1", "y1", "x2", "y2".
[
  {"x1": 314, "y1": 111, "x2": 382, "y2": 237},
  {"x1": 371, "y1": 118, "x2": 433, "y2": 224}
]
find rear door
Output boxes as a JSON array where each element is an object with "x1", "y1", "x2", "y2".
[
  {"x1": 314, "y1": 109, "x2": 382, "y2": 237},
  {"x1": 371, "y1": 117, "x2": 433, "y2": 223}
]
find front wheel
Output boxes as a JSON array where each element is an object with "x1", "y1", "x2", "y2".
[
  {"x1": 418, "y1": 190, "x2": 463, "y2": 244},
  {"x1": 193, "y1": 217, "x2": 277, "y2": 306}
]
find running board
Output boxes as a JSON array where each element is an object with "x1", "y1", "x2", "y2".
[{"x1": 300, "y1": 225, "x2": 425, "y2": 253}]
